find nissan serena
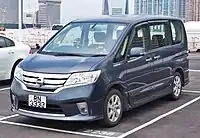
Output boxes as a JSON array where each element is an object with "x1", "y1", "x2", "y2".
[{"x1": 10, "y1": 15, "x2": 189, "y2": 127}]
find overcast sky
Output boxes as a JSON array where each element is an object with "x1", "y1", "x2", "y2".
[
  {"x1": 23, "y1": 0, "x2": 105, "y2": 23},
  {"x1": 23, "y1": 0, "x2": 38, "y2": 12},
  {"x1": 24, "y1": 0, "x2": 134, "y2": 23}
]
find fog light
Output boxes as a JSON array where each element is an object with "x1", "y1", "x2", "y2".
[{"x1": 77, "y1": 102, "x2": 88, "y2": 115}]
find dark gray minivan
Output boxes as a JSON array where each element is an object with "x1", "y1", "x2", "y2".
[{"x1": 10, "y1": 15, "x2": 189, "y2": 127}]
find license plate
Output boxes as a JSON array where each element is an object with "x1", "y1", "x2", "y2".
[{"x1": 28, "y1": 95, "x2": 46, "y2": 108}]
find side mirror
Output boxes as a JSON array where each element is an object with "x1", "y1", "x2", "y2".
[{"x1": 129, "y1": 47, "x2": 145, "y2": 57}]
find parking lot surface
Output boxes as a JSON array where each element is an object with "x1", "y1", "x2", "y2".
[{"x1": 0, "y1": 53, "x2": 200, "y2": 138}]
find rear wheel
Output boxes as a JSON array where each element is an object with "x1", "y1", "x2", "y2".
[
  {"x1": 100, "y1": 89, "x2": 123, "y2": 127},
  {"x1": 169, "y1": 72, "x2": 183, "y2": 100}
]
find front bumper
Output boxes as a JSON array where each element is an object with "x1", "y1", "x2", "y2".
[
  {"x1": 12, "y1": 108, "x2": 98, "y2": 121},
  {"x1": 10, "y1": 78, "x2": 104, "y2": 121}
]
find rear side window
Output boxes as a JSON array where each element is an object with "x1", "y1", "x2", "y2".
[
  {"x1": 0, "y1": 37, "x2": 6, "y2": 48},
  {"x1": 149, "y1": 22, "x2": 171, "y2": 49},
  {"x1": 170, "y1": 20, "x2": 184, "y2": 45},
  {"x1": 5, "y1": 38, "x2": 15, "y2": 47}
]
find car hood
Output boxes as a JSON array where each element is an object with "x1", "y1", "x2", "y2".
[{"x1": 20, "y1": 53, "x2": 104, "y2": 74}]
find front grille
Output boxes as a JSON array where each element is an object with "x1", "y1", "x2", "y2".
[
  {"x1": 22, "y1": 71, "x2": 71, "y2": 92},
  {"x1": 18, "y1": 101, "x2": 64, "y2": 114}
]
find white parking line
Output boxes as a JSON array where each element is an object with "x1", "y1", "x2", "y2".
[
  {"x1": 0, "y1": 120, "x2": 117, "y2": 138},
  {"x1": 189, "y1": 69, "x2": 200, "y2": 72},
  {"x1": 0, "y1": 89, "x2": 199, "y2": 138},
  {"x1": 0, "y1": 114, "x2": 19, "y2": 121},
  {"x1": 0, "y1": 87, "x2": 10, "y2": 91},
  {"x1": 183, "y1": 90, "x2": 200, "y2": 94},
  {"x1": 117, "y1": 96, "x2": 200, "y2": 138}
]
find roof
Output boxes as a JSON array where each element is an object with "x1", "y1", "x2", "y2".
[
  {"x1": 0, "y1": 33, "x2": 20, "y2": 43},
  {"x1": 72, "y1": 14, "x2": 182, "y2": 24}
]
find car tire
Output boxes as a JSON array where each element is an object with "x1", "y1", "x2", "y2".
[
  {"x1": 169, "y1": 72, "x2": 183, "y2": 101},
  {"x1": 99, "y1": 88, "x2": 124, "y2": 127}
]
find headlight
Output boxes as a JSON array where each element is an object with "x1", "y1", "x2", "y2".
[
  {"x1": 65, "y1": 70, "x2": 101, "y2": 86},
  {"x1": 14, "y1": 66, "x2": 23, "y2": 81}
]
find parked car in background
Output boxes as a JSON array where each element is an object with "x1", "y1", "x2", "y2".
[
  {"x1": 10, "y1": 15, "x2": 189, "y2": 127},
  {"x1": 0, "y1": 35, "x2": 31, "y2": 82},
  {"x1": 51, "y1": 24, "x2": 65, "y2": 31}
]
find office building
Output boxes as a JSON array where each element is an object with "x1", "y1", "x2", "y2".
[
  {"x1": 102, "y1": 0, "x2": 130, "y2": 15},
  {"x1": 134, "y1": 0, "x2": 185, "y2": 19},
  {"x1": 178, "y1": 0, "x2": 186, "y2": 20},
  {"x1": 38, "y1": 0, "x2": 61, "y2": 28},
  {"x1": 186, "y1": 0, "x2": 200, "y2": 21},
  {"x1": 0, "y1": 0, "x2": 23, "y2": 24},
  {"x1": 23, "y1": 12, "x2": 37, "y2": 24}
]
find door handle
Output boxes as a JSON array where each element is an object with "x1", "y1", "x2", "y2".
[
  {"x1": 146, "y1": 57, "x2": 152, "y2": 62},
  {"x1": 8, "y1": 50, "x2": 14, "y2": 54},
  {"x1": 153, "y1": 55, "x2": 160, "y2": 60}
]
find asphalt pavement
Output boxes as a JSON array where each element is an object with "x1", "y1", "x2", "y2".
[{"x1": 0, "y1": 53, "x2": 200, "y2": 138}]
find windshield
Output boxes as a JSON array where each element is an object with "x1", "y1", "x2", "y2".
[{"x1": 39, "y1": 22, "x2": 128, "y2": 56}]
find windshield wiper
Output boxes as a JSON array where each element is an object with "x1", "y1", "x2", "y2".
[
  {"x1": 90, "y1": 54, "x2": 107, "y2": 57},
  {"x1": 53, "y1": 53, "x2": 86, "y2": 57},
  {"x1": 52, "y1": 53, "x2": 107, "y2": 57}
]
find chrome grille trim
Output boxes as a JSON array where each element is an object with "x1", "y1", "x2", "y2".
[
  {"x1": 23, "y1": 71, "x2": 71, "y2": 79},
  {"x1": 23, "y1": 77, "x2": 37, "y2": 83},
  {"x1": 22, "y1": 71, "x2": 71, "y2": 92},
  {"x1": 23, "y1": 76, "x2": 66, "y2": 85},
  {"x1": 24, "y1": 82, "x2": 63, "y2": 89}
]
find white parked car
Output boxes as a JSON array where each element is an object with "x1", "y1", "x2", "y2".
[{"x1": 0, "y1": 34, "x2": 31, "y2": 82}]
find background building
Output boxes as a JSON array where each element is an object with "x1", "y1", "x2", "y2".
[
  {"x1": 38, "y1": 0, "x2": 61, "y2": 28},
  {"x1": 186, "y1": 0, "x2": 200, "y2": 21},
  {"x1": 102, "y1": 0, "x2": 130, "y2": 15},
  {"x1": 178, "y1": 0, "x2": 186, "y2": 20},
  {"x1": 0, "y1": 0, "x2": 23, "y2": 24},
  {"x1": 23, "y1": 12, "x2": 37, "y2": 24},
  {"x1": 134, "y1": 0, "x2": 186, "y2": 20}
]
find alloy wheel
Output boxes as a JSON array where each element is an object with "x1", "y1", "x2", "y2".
[
  {"x1": 107, "y1": 94, "x2": 122, "y2": 123},
  {"x1": 173, "y1": 75, "x2": 182, "y2": 97}
]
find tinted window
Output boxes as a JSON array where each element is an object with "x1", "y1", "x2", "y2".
[
  {"x1": 58, "y1": 26, "x2": 82, "y2": 45},
  {"x1": 114, "y1": 24, "x2": 149, "y2": 62},
  {"x1": 88, "y1": 24, "x2": 108, "y2": 46},
  {"x1": 129, "y1": 24, "x2": 149, "y2": 51},
  {"x1": 170, "y1": 20, "x2": 183, "y2": 44},
  {"x1": 41, "y1": 22, "x2": 127, "y2": 56},
  {"x1": 149, "y1": 22, "x2": 171, "y2": 49},
  {"x1": 0, "y1": 37, "x2": 6, "y2": 48},
  {"x1": 114, "y1": 31, "x2": 131, "y2": 62},
  {"x1": 5, "y1": 38, "x2": 15, "y2": 47}
]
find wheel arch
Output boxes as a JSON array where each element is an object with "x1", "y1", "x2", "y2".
[
  {"x1": 174, "y1": 67, "x2": 185, "y2": 86},
  {"x1": 10, "y1": 58, "x2": 23, "y2": 81},
  {"x1": 105, "y1": 82, "x2": 130, "y2": 111}
]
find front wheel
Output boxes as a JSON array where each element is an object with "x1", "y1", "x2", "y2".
[
  {"x1": 169, "y1": 72, "x2": 183, "y2": 100},
  {"x1": 100, "y1": 89, "x2": 124, "y2": 127}
]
